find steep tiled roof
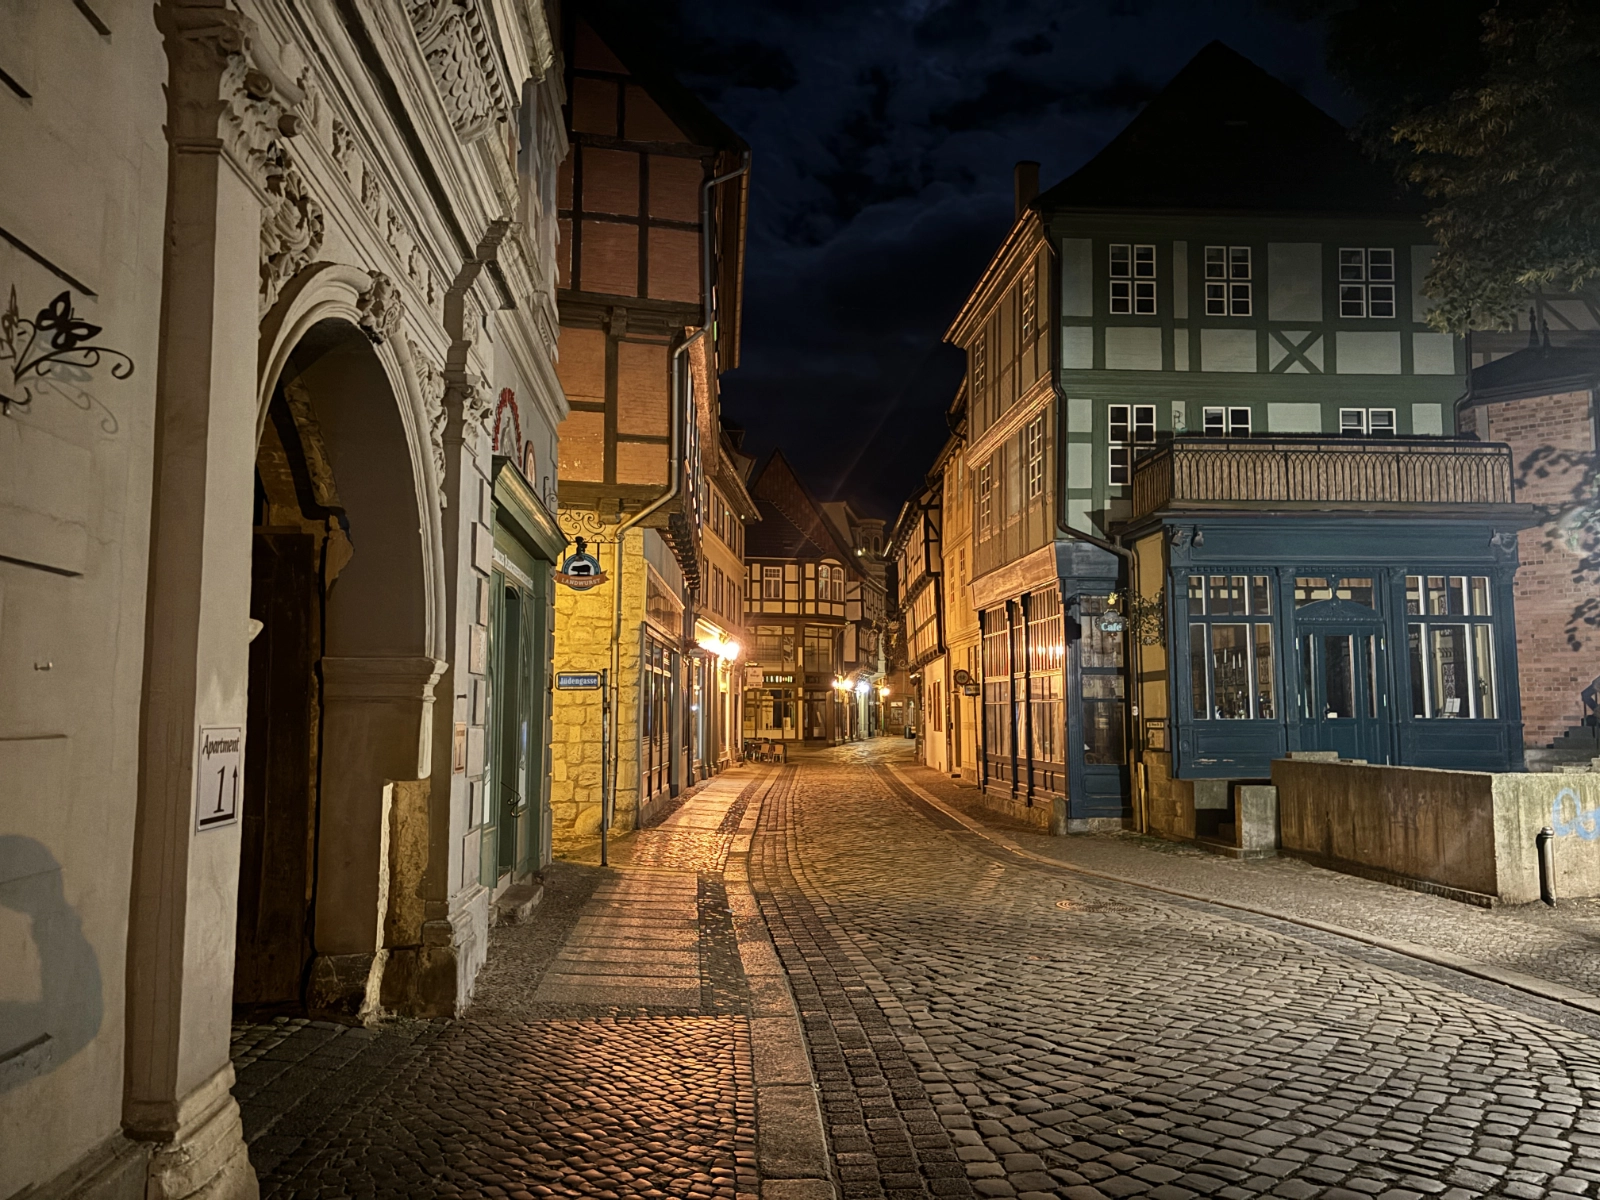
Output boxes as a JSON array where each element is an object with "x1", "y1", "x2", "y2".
[{"x1": 1035, "y1": 41, "x2": 1421, "y2": 217}]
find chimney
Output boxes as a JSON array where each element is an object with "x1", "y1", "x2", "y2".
[{"x1": 1013, "y1": 160, "x2": 1040, "y2": 218}]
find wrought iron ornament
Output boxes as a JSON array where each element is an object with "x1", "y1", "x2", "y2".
[{"x1": 0, "y1": 288, "x2": 134, "y2": 422}]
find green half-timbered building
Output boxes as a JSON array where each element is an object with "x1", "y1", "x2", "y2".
[{"x1": 946, "y1": 42, "x2": 1533, "y2": 831}]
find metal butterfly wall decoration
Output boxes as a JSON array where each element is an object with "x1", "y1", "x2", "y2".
[{"x1": 1, "y1": 287, "x2": 135, "y2": 418}]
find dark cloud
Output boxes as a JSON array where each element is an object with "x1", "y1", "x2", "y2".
[
  {"x1": 1011, "y1": 32, "x2": 1054, "y2": 56},
  {"x1": 913, "y1": 0, "x2": 993, "y2": 49}
]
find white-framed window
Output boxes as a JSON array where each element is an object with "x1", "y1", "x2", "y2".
[
  {"x1": 1204, "y1": 245, "x2": 1252, "y2": 316},
  {"x1": 1023, "y1": 415, "x2": 1046, "y2": 499},
  {"x1": 1406, "y1": 575, "x2": 1497, "y2": 719},
  {"x1": 1108, "y1": 404, "x2": 1156, "y2": 485},
  {"x1": 1338, "y1": 248, "x2": 1396, "y2": 319},
  {"x1": 1203, "y1": 406, "x2": 1251, "y2": 437},
  {"x1": 762, "y1": 565, "x2": 783, "y2": 600},
  {"x1": 977, "y1": 461, "x2": 993, "y2": 537},
  {"x1": 1109, "y1": 243, "x2": 1156, "y2": 315},
  {"x1": 820, "y1": 564, "x2": 844, "y2": 603},
  {"x1": 1339, "y1": 408, "x2": 1397, "y2": 436}
]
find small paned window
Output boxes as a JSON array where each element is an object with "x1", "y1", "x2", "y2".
[
  {"x1": 1024, "y1": 416, "x2": 1046, "y2": 499},
  {"x1": 1339, "y1": 248, "x2": 1397, "y2": 319},
  {"x1": 1405, "y1": 575, "x2": 1497, "y2": 718},
  {"x1": 1187, "y1": 573, "x2": 1276, "y2": 720},
  {"x1": 1339, "y1": 408, "x2": 1398, "y2": 436},
  {"x1": 762, "y1": 565, "x2": 783, "y2": 600},
  {"x1": 1204, "y1": 246, "x2": 1252, "y2": 315},
  {"x1": 977, "y1": 462, "x2": 993, "y2": 537},
  {"x1": 1202, "y1": 406, "x2": 1251, "y2": 437},
  {"x1": 1294, "y1": 577, "x2": 1375, "y2": 608},
  {"x1": 1108, "y1": 404, "x2": 1156, "y2": 485},
  {"x1": 1110, "y1": 244, "x2": 1157, "y2": 315}
]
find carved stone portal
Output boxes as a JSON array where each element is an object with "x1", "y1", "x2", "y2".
[{"x1": 260, "y1": 146, "x2": 324, "y2": 314}]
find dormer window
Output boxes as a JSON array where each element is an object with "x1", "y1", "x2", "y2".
[{"x1": 1110, "y1": 243, "x2": 1156, "y2": 315}]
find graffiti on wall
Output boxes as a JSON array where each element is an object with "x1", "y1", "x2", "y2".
[{"x1": 1551, "y1": 786, "x2": 1600, "y2": 840}]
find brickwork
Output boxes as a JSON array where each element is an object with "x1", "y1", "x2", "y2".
[{"x1": 1474, "y1": 390, "x2": 1600, "y2": 744}]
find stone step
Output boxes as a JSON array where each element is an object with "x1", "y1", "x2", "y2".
[{"x1": 492, "y1": 882, "x2": 544, "y2": 927}]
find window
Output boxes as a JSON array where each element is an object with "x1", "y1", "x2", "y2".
[
  {"x1": 756, "y1": 625, "x2": 785, "y2": 663},
  {"x1": 1023, "y1": 416, "x2": 1045, "y2": 499},
  {"x1": 1187, "y1": 574, "x2": 1276, "y2": 720},
  {"x1": 1108, "y1": 404, "x2": 1155, "y2": 485},
  {"x1": 1109, "y1": 243, "x2": 1156, "y2": 315},
  {"x1": 1339, "y1": 248, "x2": 1397, "y2": 319},
  {"x1": 803, "y1": 625, "x2": 834, "y2": 674},
  {"x1": 823, "y1": 564, "x2": 844, "y2": 603},
  {"x1": 1294, "y1": 576, "x2": 1375, "y2": 608},
  {"x1": 1202, "y1": 406, "x2": 1251, "y2": 437},
  {"x1": 977, "y1": 462, "x2": 993, "y2": 537},
  {"x1": 1405, "y1": 575, "x2": 1497, "y2": 718},
  {"x1": 1338, "y1": 408, "x2": 1396, "y2": 437},
  {"x1": 762, "y1": 565, "x2": 783, "y2": 601},
  {"x1": 1205, "y1": 245, "x2": 1251, "y2": 315}
]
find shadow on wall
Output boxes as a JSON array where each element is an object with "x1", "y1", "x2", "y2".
[{"x1": 0, "y1": 836, "x2": 102, "y2": 1092}]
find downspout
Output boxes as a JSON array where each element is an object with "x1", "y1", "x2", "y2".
[{"x1": 601, "y1": 151, "x2": 749, "y2": 863}]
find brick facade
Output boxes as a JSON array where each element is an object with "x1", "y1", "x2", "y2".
[{"x1": 1469, "y1": 389, "x2": 1600, "y2": 745}]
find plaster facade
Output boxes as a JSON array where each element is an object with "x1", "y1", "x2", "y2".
[{"x1": 1, "y1": 1, "x2": 566, "y2": 1196}]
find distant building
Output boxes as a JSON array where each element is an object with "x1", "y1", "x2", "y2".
[
  {"x1": 742, "y1": 452, "x2": 887, "y2": 744},
  {"x1": 549, "y1": 9, "x2": 750, "y2": 839},
  {"x1": 944, "y1": 42, "x2": 1533, "y2": 835}
]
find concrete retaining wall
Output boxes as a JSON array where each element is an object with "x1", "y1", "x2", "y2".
[{"x1": 1272, "y1": 759, "x2": 1600, "y2": 905}]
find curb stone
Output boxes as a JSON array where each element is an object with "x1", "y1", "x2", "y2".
[
  {"x1": 884, "y1": 761, "x2": 1600, "y2": 1020},
  {"x1": 725, "y1": 770, "x2": 838, "y2": 1200}
]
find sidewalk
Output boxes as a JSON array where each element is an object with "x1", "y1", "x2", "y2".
[
  {"x1": 229, "y1": 766, "x2": 833, "y2": 1200},
  {"x1": 886, "y1": 755, "x2": 1600, "y2": 1003}
]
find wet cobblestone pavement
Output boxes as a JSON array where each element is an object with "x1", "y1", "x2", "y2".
[
  {"x1": 754, "y1": 743, "x2": 1600, "y2": 1200},
  {"x1": 231, "y1": 773, "x2": 768, "y2": 1200}
]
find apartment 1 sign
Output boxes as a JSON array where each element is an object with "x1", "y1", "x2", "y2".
[{"x1": 195, "y1": 726, "x2": 242, "y2": 831}]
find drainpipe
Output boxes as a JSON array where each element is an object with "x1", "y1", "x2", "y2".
[{"x1": 599, "y1": 150, "x2": 749, "y2": 864}]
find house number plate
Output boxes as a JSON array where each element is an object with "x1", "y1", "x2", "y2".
[{"x1": 195, "y1": 725, "x2": 242, "y2": 832}]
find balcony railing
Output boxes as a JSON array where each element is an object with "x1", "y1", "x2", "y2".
[{"x1": 1131, "y1": 436, "x2": 1515, "y2": 519}]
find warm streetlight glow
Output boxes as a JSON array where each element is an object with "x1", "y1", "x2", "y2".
[
  {"x1": 696, "y1": 636, "x2": 742, "y2": 661},
  {"x1": 853, "y1": 679, "x2": 870, "y2": 696},
  {"x1": 878, "y1": 685, "x2": 890, "y2": 697}
]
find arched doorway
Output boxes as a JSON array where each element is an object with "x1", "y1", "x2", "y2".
[{"x1": 233, "y1": 318, "x2": 437, "y2": 1019}]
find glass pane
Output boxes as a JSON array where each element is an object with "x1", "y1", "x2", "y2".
[
  {"x1": 1323, "y1": 635, "x2": 1355, "y2": 719},
  {"x1": 1211, "y1": 624, "x2": 1251, "y2": 719},
  {"x1": 1295, "y1": 577, "x2": 1332, "y2": 607},
  {"x1": 1190, "y1": 623, "x2": 1208, "y2": 719},
  {"x1": 1080, "y1": 596, "x2": 1123, "y2": 669},
  {"x1": 1470, "y1": 576, "x2": 1492, "y2": 616},
  {"x1": 1084, "y1": 699, "x2": 1126, "y2": 764},
  {"x1": 1431, "y1": 625, "x2": 1470, "y2": 717},
  {"x1": 1409, "y1": 626, "x2": 1428, "y2": 716},
  {"x1": 1474, "y1": 625, "x2": 1497, "y2": 719},
  {"x1": 1406, "y1": 575, "x2": 1423, "y2": 616},
  {"x1": 1209, "y1": 575, "x2": 1246, "y2": 616},
  {"x1": 1336, "y1": 577, "x2": 1374, "y2": 607},
  {"x1": 1082, "y1": 674, "x2": 1123, "y2": 699},
  {"x1": 1448, "y1": 577, "x2": 1468, "y2": 615},
  {"x1": 1188, "y1": 575, "x2": 1205, "y2": 616},
  {"x1": 1364, "y1": 635, "x2": 1378, "y2": 718},
  {"x1": 1427, "y1": 576, "x2": 1449, "y2": 615},
  {"x1": 1250, "y1": 576, "x2": 1272, "y2": 615},
  {"x1": 1299, "y1": 636, "x2": 1315, "y2": 720},
  {"x1": 1254, "y1": 624, "x2": 1275, "y2": 720}
]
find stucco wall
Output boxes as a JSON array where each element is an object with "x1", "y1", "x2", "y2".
[{"x1": 1492, "y1": 771, "x2": 1600, "y2": 905}]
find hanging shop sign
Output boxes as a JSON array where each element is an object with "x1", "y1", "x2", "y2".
[
  {"x1": 952, "y1": 668, "x2": 973, "y2": 686},
  {"x1": 556, "y1": 536, "x2": 607, "y2": 591}
]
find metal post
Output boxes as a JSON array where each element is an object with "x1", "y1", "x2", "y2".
[
  {"x1": 1537, "y1": 825, "x2": 1556, "y2": 906},
  {"x1": 600, "y1": 668, "x2": 611, "y2": 868}
]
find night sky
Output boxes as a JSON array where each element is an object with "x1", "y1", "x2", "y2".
[{"x1": 620, "y1": 1, "x2": 1354, "y2": 518}]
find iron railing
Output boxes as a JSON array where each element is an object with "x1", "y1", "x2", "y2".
[{"x1": 1131, "y1": 436, "x2": 1514, "y2": 519}]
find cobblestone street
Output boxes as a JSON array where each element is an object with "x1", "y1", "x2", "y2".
[
  {"x1": 227, "y1": 742, "x2": 1600, "y2": 1200},
  {"x1": 754, "y1": 742, "x2": 1600, "y2": 1200}
]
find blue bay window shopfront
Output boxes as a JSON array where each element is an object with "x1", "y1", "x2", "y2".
[{"x1": 1162, "y1": 518, "x2": 1527, "y2": 778}]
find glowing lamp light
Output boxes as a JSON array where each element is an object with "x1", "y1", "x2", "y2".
[
  {"x1": 853, "y1": 679, "x2": 871, "y2": 696},
  {"x1": 878, "y1": 685, "x2": 890, "y2": 698},
  {"x1": 696, "y1": 636, "x2": 742, "y2": 661}
]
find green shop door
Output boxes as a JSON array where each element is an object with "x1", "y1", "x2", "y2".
[
  {"x1": 482, "y1": 545, "x2": 551, "y2": 886},
  {"x1": 1297, "y1": 625, "x2": 1386, "y2": 763}
]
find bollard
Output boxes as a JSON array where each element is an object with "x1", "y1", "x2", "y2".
[{"x1": 1537, "y1": 825, "x2": 1557, "y2": 906}]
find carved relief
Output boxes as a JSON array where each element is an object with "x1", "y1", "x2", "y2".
[
  {"x1": 410, "y1": 339, "x2": 449, "y2": 505},
  {"x1": 357, "y1": 273, "x2": 405, "y2": 345},
  {"x1": 260, "y1": 146, "x2": 325, "y2": 313},
  {"x1": 406, "y1": 0, "x2": 508, "y2": 142}
]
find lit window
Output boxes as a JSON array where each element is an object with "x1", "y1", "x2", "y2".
[
  {"x1": 762, "y1": 565, "x2": 782, "y2": 600},
  {"x1": 1405, "y1": 575, "x2": 1498, "y2": 718},
  {"x1": 1186, "y1": 573, "x2": 1276, "y2": 720}
]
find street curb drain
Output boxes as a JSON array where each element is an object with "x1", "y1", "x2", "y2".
[{"x1": 884, "y1": 762, "x2": 1600, "y2": 1022}]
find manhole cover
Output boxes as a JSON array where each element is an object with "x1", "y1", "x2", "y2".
[{"x1": 1056, "y1": 898, "x2": 1117, "y2": 913}]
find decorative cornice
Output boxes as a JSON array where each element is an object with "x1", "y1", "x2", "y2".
[
  {"x1": 406, "y1": 0, "x2": 511, "y2": 143},
  {"x1": 260, "y1": 145, "x2": 324, "y2": 314},
  {"x1": 357, "y1": 272, "x2": 405, "y2": 344}
]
